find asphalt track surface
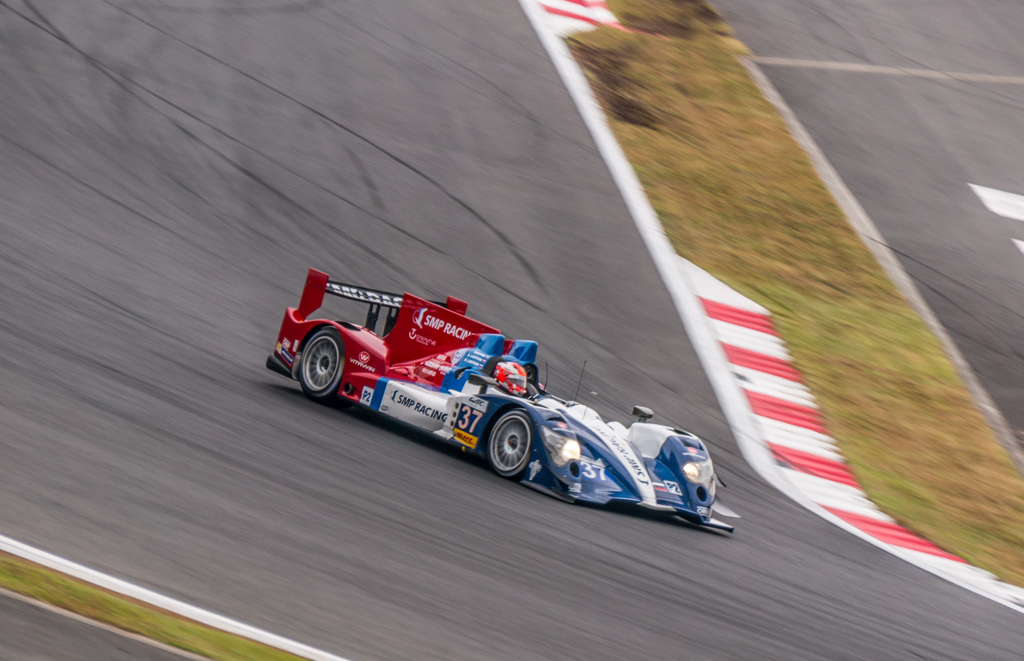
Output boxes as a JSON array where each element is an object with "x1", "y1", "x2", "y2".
[
  {"x1": 712, "y1": 0, "x2": 1024, "y2": 444},
  {"x1": 0, "y1": 1, "x2": 1021, "y2": 659}
]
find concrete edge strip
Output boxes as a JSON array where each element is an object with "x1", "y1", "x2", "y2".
[
  {"x1": 516, "y1": 0, "x2": 1024, "y2": 613},
  {"x1": 0, "y1": 535, "x2": 353, "y2": 660}
]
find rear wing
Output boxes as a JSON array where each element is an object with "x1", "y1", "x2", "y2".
[{"x1": 295, "y1": 268, "x2": 468, "y2": 335}]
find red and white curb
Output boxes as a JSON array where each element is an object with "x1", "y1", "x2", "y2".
[
  {"x1": 518, "y1": 0, "x2": 1024, "y2": 613},
  {"x1": 538, "y1": 0, "x2": 624, "y2": 36},
  {"x1": 683, "y1": 262, "x2": 1024, "y2": 609}
]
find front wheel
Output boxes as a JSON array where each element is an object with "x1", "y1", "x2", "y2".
[
  {"x1": 298, "y1": 327, "x2": 345, "y2": 403},
  {"x1": 487, "y1": 410, "x2": 533, "y2": 479}
]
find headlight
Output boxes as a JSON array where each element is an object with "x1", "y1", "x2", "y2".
[
  {"x1": 682, "y1": 458, "x2": 714, "y2": 486},
  {"x1": 540, "y1": 426, "x2": 581, "y2": 466}
]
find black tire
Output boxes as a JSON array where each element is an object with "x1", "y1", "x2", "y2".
[
  {"x1": 486, "y1": 410, "x2": 533, "y2": 479},
  {"x1": 298, "y1": 327, "x2": 345, "y2": 403}
]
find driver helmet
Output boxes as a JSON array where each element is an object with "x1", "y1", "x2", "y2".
[{"x1": 493, "y1": 361, "x2": 528, "y2": 396}]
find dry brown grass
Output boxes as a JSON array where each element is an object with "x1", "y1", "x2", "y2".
[{"x1": 572, "y1": 0, "x2": 1024, "y2": 585}]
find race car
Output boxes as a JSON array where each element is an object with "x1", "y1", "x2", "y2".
[{"x1": 266, "y1": 268, "x2": 733, "y2": 532}]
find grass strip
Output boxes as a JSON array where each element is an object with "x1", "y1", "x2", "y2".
[
  {"x1": 0, "y1": 551, "x2": 308, "y2": 661},
  {"x1": 570, "y1": 0, "x2": 1024, "y2": 586}
]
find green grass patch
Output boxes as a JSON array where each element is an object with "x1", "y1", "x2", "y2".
[
  {"x1": 0, "y1": 551, "x2": 307, "y2": 660},
  {"x1": 571, "y1": 0, "x2": 1024, "y2": 586}
]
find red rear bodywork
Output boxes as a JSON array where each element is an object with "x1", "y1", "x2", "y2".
[{"x1": 268, "y1": 268, "x2": 500, "y2": 403}]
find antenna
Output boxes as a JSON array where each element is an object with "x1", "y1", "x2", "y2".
[
  {"x1": 572, "y1": 360, "x2": 587, "y2": 402},
  {"x1": 544, "y1": 361, "x2": 550, "y2": 392}
]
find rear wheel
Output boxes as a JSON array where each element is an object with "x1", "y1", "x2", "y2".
[
  {"x1": 487, "y1": 410, "x2": 533, "y2": 479},
  {"x1": 299, "y1": 327, "x2": 345, "y2": 403}
]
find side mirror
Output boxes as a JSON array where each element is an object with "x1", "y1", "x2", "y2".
[
  {"x1": 468, "y1": 373, "x2": 498, "y2": 394},
  {"x1": 632, "y1": 405, "x2": 654, "y2": 423}
]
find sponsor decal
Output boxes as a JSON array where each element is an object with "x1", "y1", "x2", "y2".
[
  {"x1": 281, "y1": 338, "x2": 291, "y2": 351},
  {"x1": 580, "y1": 458, "x2": 606, "y2": 481},
  {"x1": 686, "y1": 446, "x2": 699, "y2": 454},
  {"x1": 654, "y1": 483, "x2": 668, "y2": 492},
  {"x1": 465, "y1": 396, "x2": 487, "y2": 412},
  {"x1": 424, "y1": 360, "x2": 452, "y2": 375},
  {"x1": 360, "y1": 386, "x2": 373, "y2": 406},
  {"x1": 349, "y1": 357, "x2": 376, "y2": 372},
  {"x1": 454, "y1": 349, "x2": 488, "y2": 370},
  {"x1": 358, "y1": 351, "x2": 370, "y2": 363},
  {"x1": 568, "y1": 482, "x2": 582, "y2": 495},
  {"x1": 328, "y1": 283, "x2": 402, "y2": 308},
  {"x1": 408, "y1": 328, "x2": 438, "y2": 347},
  {"x1": 390, "y1": 389, "x2": 448, "y2": 422},
  {"x1": 413, "y1": 307, "x2": 473, "y2": 341},
  {"x1": 420, "y1": 367, "x2": 438, "y2": 377},
  {"x1": 665, "y1": 481, "x2": 682, "y2": 496},
  {"x1": 453, "y1": 428, "x2": 478, "y2": 449},
  {"x1": 696, "y1": 506, "x2": 710, "y2": 517},
  {"x1": 555, "y1": 421, "x2": 568, "y2": 430},
  {"x1": 603, "y1": 434, "x2": 650, "y2": 486},
  {"x1": 528, "y1": 460, "x2": 542, "y2": 480},
  {"x1": 454, "y1": 403, "x2": 484, "y2": 435},
  {"x1": 276, "y1": 342, "x2": 294, "y2": 367},
  {"x1": 569, "y1": 416, "x2": 652, "y2": 494}
]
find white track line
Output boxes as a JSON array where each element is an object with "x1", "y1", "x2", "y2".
[
  {"x1": 753, "y1": 57, "x2": 1024, "y2": 85},
  {"x1": 971, "y1": 184, "x2": 1024, "y2": 223},
  {"x1": 0, "y1": 534, "x2": 353, "y2": 661}
]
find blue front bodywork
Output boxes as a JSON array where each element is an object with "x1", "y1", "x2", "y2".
[
  {"x1": 362, "y1": 333, "x2": 723, "y2": 529},
  {"x1": 442, "y1": 388, "x2": 719, "y2": 527}
]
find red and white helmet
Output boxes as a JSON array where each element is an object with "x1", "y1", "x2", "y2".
[{"x1": 493, "y1": 361, "x2": 528, "y2": 396}]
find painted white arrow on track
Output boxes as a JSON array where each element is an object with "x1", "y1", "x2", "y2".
[{"x1": 970, "y1": 183, "x2": 1024, "y2": 222}]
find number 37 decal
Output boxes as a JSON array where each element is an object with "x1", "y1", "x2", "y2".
[
  {"x1": 580, "y1": 460, "x2": 606, "y2": 481},
  {"x1": 453, "y1": 402, "x2": 484, "y2": 449},
  {"x1": 455, "y1": 404, "x2": 483, "y2": 434}
]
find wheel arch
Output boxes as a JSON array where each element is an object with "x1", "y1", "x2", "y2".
[
  {"x1": 292, "y1": 320, "x2": 347, "y2": 379},
  {"x1": 478, "y1": 401, "x2": 529, "y2": 449}
]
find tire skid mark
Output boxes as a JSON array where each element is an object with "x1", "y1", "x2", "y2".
[
  {"x1": 334, "y1": 9, "x2": 598, "y2": 155},
  {"x1": 127, "y1": 0, "x2": 339, "y2": 17},
  {"x1": 99, "y1": 0, "x2": 547, "y2": 296},
  {"x1": 5, "y1": 0, "x2": 552, "y2": 312},
  {"x1": 0, "y1": 0, "x2": 425, "y2": 283}
]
